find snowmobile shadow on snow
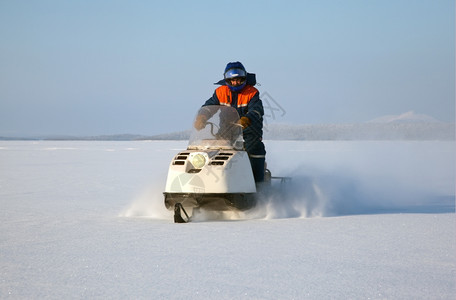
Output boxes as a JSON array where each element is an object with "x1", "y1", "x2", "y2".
[{"x1": 163, "y1": 105, "x2": 291, "y2": 223}]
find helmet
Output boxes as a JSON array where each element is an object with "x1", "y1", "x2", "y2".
[{"x1": 224, "y1": 61, "x2": 247, "y2": 92}]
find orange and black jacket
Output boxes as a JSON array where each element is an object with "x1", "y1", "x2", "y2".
[{"x1": 202, "y1": 83, "x2": 265, "y2": 155}]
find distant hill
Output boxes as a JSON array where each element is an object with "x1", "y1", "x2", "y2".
[
  {"x1": 368, "y1": 111, "x2": 441, "y2": 123},
  {"x1": 1, "y1": 112, "x2": 454, "y2": 141},
  {"x1": 260, "y1": 111, "x2": 453, "y2": 140},
  {"x1": 140, "y1": 130, "x2": 192, "y2": 140},
  {"x1": 262, "y1": 122, "x2": 454, "y2": 140}
]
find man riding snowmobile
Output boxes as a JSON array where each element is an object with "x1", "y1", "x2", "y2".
[{"x1": 194, "y1": 61, "x2": 266, "y2": 182}]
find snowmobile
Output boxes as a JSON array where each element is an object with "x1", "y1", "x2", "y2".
[{"x1": 163, "y1": 105, "x2": 289, "y2": 223}]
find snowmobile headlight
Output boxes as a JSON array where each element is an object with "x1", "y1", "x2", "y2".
[{"x1": 191, "y1": 153, "x2": 206, "y2": 169}]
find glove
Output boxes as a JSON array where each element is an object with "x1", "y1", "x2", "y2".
[
  {"x1": 194, "y1": 115, "x2": 208, "y2": 130},
  {"x1": 238, "y1": 116, "x2": 251, "y2": 129}
]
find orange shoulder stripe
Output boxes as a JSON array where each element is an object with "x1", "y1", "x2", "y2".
[
  {"x1": 215, "y1": 85, "x2": 258, "y2": 107},
  {"x1": 215, "y1": 86, "x2": 231, "y2": 105},
  {"x1": 237, "y1": 86, "x2": 258, "y2": 107}
]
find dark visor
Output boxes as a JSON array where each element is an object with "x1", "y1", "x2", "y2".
[{"x1": 224, "y1": 68, "x2": 247, "y2": 79}]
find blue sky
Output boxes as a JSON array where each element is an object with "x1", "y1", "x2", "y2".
[{"x1": 0, "y1": 0, "x2": 454, "y2": 136}]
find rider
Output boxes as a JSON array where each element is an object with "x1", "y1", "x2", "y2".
[{"x1": 194, "y1": 61, "x2": 266, "y2": 182}]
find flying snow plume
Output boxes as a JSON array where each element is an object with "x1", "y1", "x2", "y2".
[
  {"x1": 244, "y1": 173, "x2": 329, "y2": 220},
  {"x1": 121, "y1": 161, "x2": 453, "y2": 222},
  {"x1": 256, "y1": 163, "x2": 453, "y2": 218},
  {"x1": 119, "y1": 184, "x2": 173, "y2": 220},
  {"x1": 190, "y1": 209, "x2": 246, "y2": 222},
  {"x1": 120, "y1": 141, "x2": 454, "y2": 222}
]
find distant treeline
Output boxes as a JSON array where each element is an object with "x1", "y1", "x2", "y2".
[
  {"x1": 1, "y1": 123, "x2": 454, "y2": 141},
  {"x1": 262, "y1": 122, "x2": 455, "y2": 141}
]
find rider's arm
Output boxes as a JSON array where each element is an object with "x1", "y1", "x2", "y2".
[
  {"x1": 194, "y1": 92, "x2": 220, "y2": 129},
  {"x1": 202, "y1": 92, "x2": 220, "y2": 107},
  {"x1": 245, "y1": 92, "x2": 264, "y2": 125}
]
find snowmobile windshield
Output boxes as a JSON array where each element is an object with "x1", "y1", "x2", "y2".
[{"x1": 188, "y1": 105, "x2": 244, "y2": 150}]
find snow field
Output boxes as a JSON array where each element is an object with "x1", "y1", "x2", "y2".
[{"x1": 0, "y1": 140, "x2": 454, "y2": 299}]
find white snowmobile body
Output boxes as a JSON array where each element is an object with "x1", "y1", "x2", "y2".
[{"x1": 164, "y1": 106, "x2": 257, "y2": 221}]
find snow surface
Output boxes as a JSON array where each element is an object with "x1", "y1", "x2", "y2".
[{"x1": 1, "y1": 140, "x2": 455, "y2": 299}]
